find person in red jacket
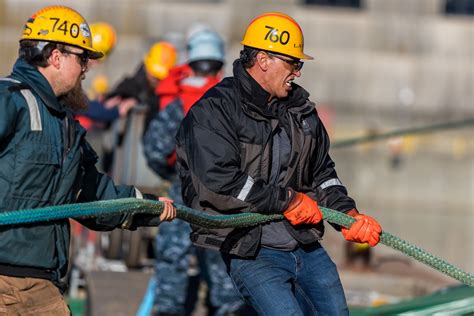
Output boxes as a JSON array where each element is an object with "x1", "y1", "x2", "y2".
[{"x1": 143, "y1": 29, "x2": 248, "y2": 316}]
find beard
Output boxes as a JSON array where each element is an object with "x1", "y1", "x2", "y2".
[{"x1": 59, "y1": 77, "x2": 89, "y2": 112}]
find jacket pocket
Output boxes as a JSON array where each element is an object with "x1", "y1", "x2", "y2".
[{"x1": 12, "y1": 143, "x2": 60, "y2": 202}]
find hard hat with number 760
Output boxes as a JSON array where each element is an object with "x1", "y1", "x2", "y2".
[
  {"x1": 241, "y1": 12, "x2": 313, "y2": 60},
  {"x1": 20, "y1": 5, "x2": 103, "y2": 59}
]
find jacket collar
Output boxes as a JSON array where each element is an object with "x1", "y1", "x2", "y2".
[
  {"x1": 11, "y1": 58, "x2": 66, "y2": 113},
  {"x1": 233, "y1": 59, "x2": 270, "y2": 110},
  {"x1": 232, "y1": 59, "x2": 315, "y2": 118}
]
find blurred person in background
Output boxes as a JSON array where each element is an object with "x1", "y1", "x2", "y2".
[
  {"x1": 176, "y1": 12, "x2": 382, "y2": 315},
  {"x1": 73, "y1": 21, "x2": 120, "y2": 176},
  {"x1": 0, "y1": 6, "x2": 176, "y2": 315},
  {"x1": 70, "y1": 21, "x2": 119, "y2": 275},
  {"x1": 76, "y1": 21, "x2": 119, "y2": 131},
  {"x1": 104, "y1": 41, "x2": 178, "y2": 131},
  {"x1": 88, "y1": 41, "x2": 177, "y2": 174},
  {"x1": 144, "y1": 29, "x2": 248, "y2": 316}
]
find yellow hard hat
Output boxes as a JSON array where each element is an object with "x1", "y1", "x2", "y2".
[
  {"x1": 241, "y1": 12, "x2": 313, "y2": 60},
  {"x1": 143, "y1": 41, "x2": 178, "y2": 80},
  {"x1": 90, "y1": 22, "x2": 117, "y2": 59},
  {"x1": 92, "y1": 75, "x2": 109, "y2": 95},
  {"x1": 20, "y1": 5, "x2": 103, "y2": 59}
]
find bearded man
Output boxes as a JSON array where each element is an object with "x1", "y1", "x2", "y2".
[{"x1": 0, "y1": 6, "x2": 175, "y2": 315}]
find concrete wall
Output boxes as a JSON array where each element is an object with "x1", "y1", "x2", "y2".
[{"x1": 0, "y1": 0, "x2": 472, "y2": 117}]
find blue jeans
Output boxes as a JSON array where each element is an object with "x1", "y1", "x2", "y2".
[{"x1": 224, "y1": 244, "x2": 348, "y2": 316}]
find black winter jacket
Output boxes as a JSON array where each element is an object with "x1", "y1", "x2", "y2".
[{"x1": 176, "y1": 60, "x2": 356, "y2": 258}]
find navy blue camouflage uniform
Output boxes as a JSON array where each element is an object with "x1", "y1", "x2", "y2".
[{"x1": 144, "y1": 87, "x2": 244, "y2": 315}]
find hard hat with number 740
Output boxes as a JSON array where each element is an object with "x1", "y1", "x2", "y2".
[
  {"x1": 20, "y1": 5, "x2": 103, "y2": 59},
  {"x1": 241, "y1": 12, "x2": 313, "y2": 60}
]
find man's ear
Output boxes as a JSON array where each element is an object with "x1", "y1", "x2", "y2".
[
  {"x1": 256, "y1": 51, "x2": 269, "y2": 72},
  {"x1": 48, "y1": 49, "x2": 62, "y2": 69}
]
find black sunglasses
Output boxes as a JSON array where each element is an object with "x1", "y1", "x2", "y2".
[
  {"x1": 61, "y1": 49, "x2": 89, "y2": 69},
  {"x1": 267, "y1": 52, "x2": 304, "y2": 72}
]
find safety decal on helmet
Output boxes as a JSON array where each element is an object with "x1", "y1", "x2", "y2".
[
  {"x1": 22, "y1": 17, "x2": 35, "y2": 34},
  {"x1": 23, "y1": 25, "x2": 33, "y2": 36},
  {"x1": 80, "y1": 23, "x2": 91, "y2": 38},
  {"x1": 264, "y1": 25, "x2": 290, "y2": 45}
]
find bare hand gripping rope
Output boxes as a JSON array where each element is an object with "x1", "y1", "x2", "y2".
[{"x1": 1, "y1": 198, "x2": 472, "y2": 286}]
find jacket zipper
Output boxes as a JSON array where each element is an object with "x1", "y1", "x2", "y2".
[{"x1": 63, "y1": 116, "x2": 71, "y2": 163}]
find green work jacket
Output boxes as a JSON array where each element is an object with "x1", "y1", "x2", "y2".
[{"x1": 0, "y1": 58, "x2": 152, "y2": 281}]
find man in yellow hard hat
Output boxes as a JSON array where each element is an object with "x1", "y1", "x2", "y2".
[
  {"x1": 176, "y1": 12, "x2": 382, "y2": 314},
  {"x1": 93, "y1": 41, "x2": 177, "y2": 177},
  {"x1": 0, "y1": 6, "x2": 175, "y2": 315},
  {"x1": 104, "y1": 41, "x2": 177, "y2": 127}
]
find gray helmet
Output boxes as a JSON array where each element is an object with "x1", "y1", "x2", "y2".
[{"x1": 187, "y1": 29, "x2": 225, "y2": 63}]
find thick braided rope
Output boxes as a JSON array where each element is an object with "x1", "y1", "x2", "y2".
[
  {"x1": 0, "y1": 198, "x2": 283, "y2": 228},
  {"x1": 1, "y1": 198, "x2": 472, "y2": 286},
  {"x1": 320, "y1": 208, "x2": 474, "y2": 287}
]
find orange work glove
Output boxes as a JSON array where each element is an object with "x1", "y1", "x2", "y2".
[
  {"x1": 283, "y1": 192, "x2": 322, "y2": 226},
  {"x1": 341, "y1": 209, "x2": 382, "y2": 247}
]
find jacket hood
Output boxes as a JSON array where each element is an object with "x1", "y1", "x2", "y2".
[
  {"x1": 11, "y1": 58, "x2": 65, "y2": 113},
  {"x1": 156, "y1": 64, "x2": 193, "y2": 110},
  {"x1": 233, "y1": 59, "x2": 270, "y2": 110},
  {"x1": 157, "y1": 63, "x2": 220, "y2": 113},
  {"x1": 179, "y1": 76, "x2": 221, "y2": 114},
  {"x1": 156, "y1": 64, "x2": 193, "y2": 96}
]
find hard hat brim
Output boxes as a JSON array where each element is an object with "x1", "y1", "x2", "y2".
[
  {"x1": 86, "y1": 49, "x2": 104, "y2": 60},
  {"x1": 242, "y1": 44, "x2": 314, "y2": 61},
  {"x1": 18, "y1": 38, "x2": 105, "y2": 60},
  {"x1": 299, "y1": 53, "x2": 314, "y2": 60}
]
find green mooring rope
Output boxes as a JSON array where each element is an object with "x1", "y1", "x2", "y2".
[{"x1": 1, "y1": 198, "x2": 472, "y2": 286}]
